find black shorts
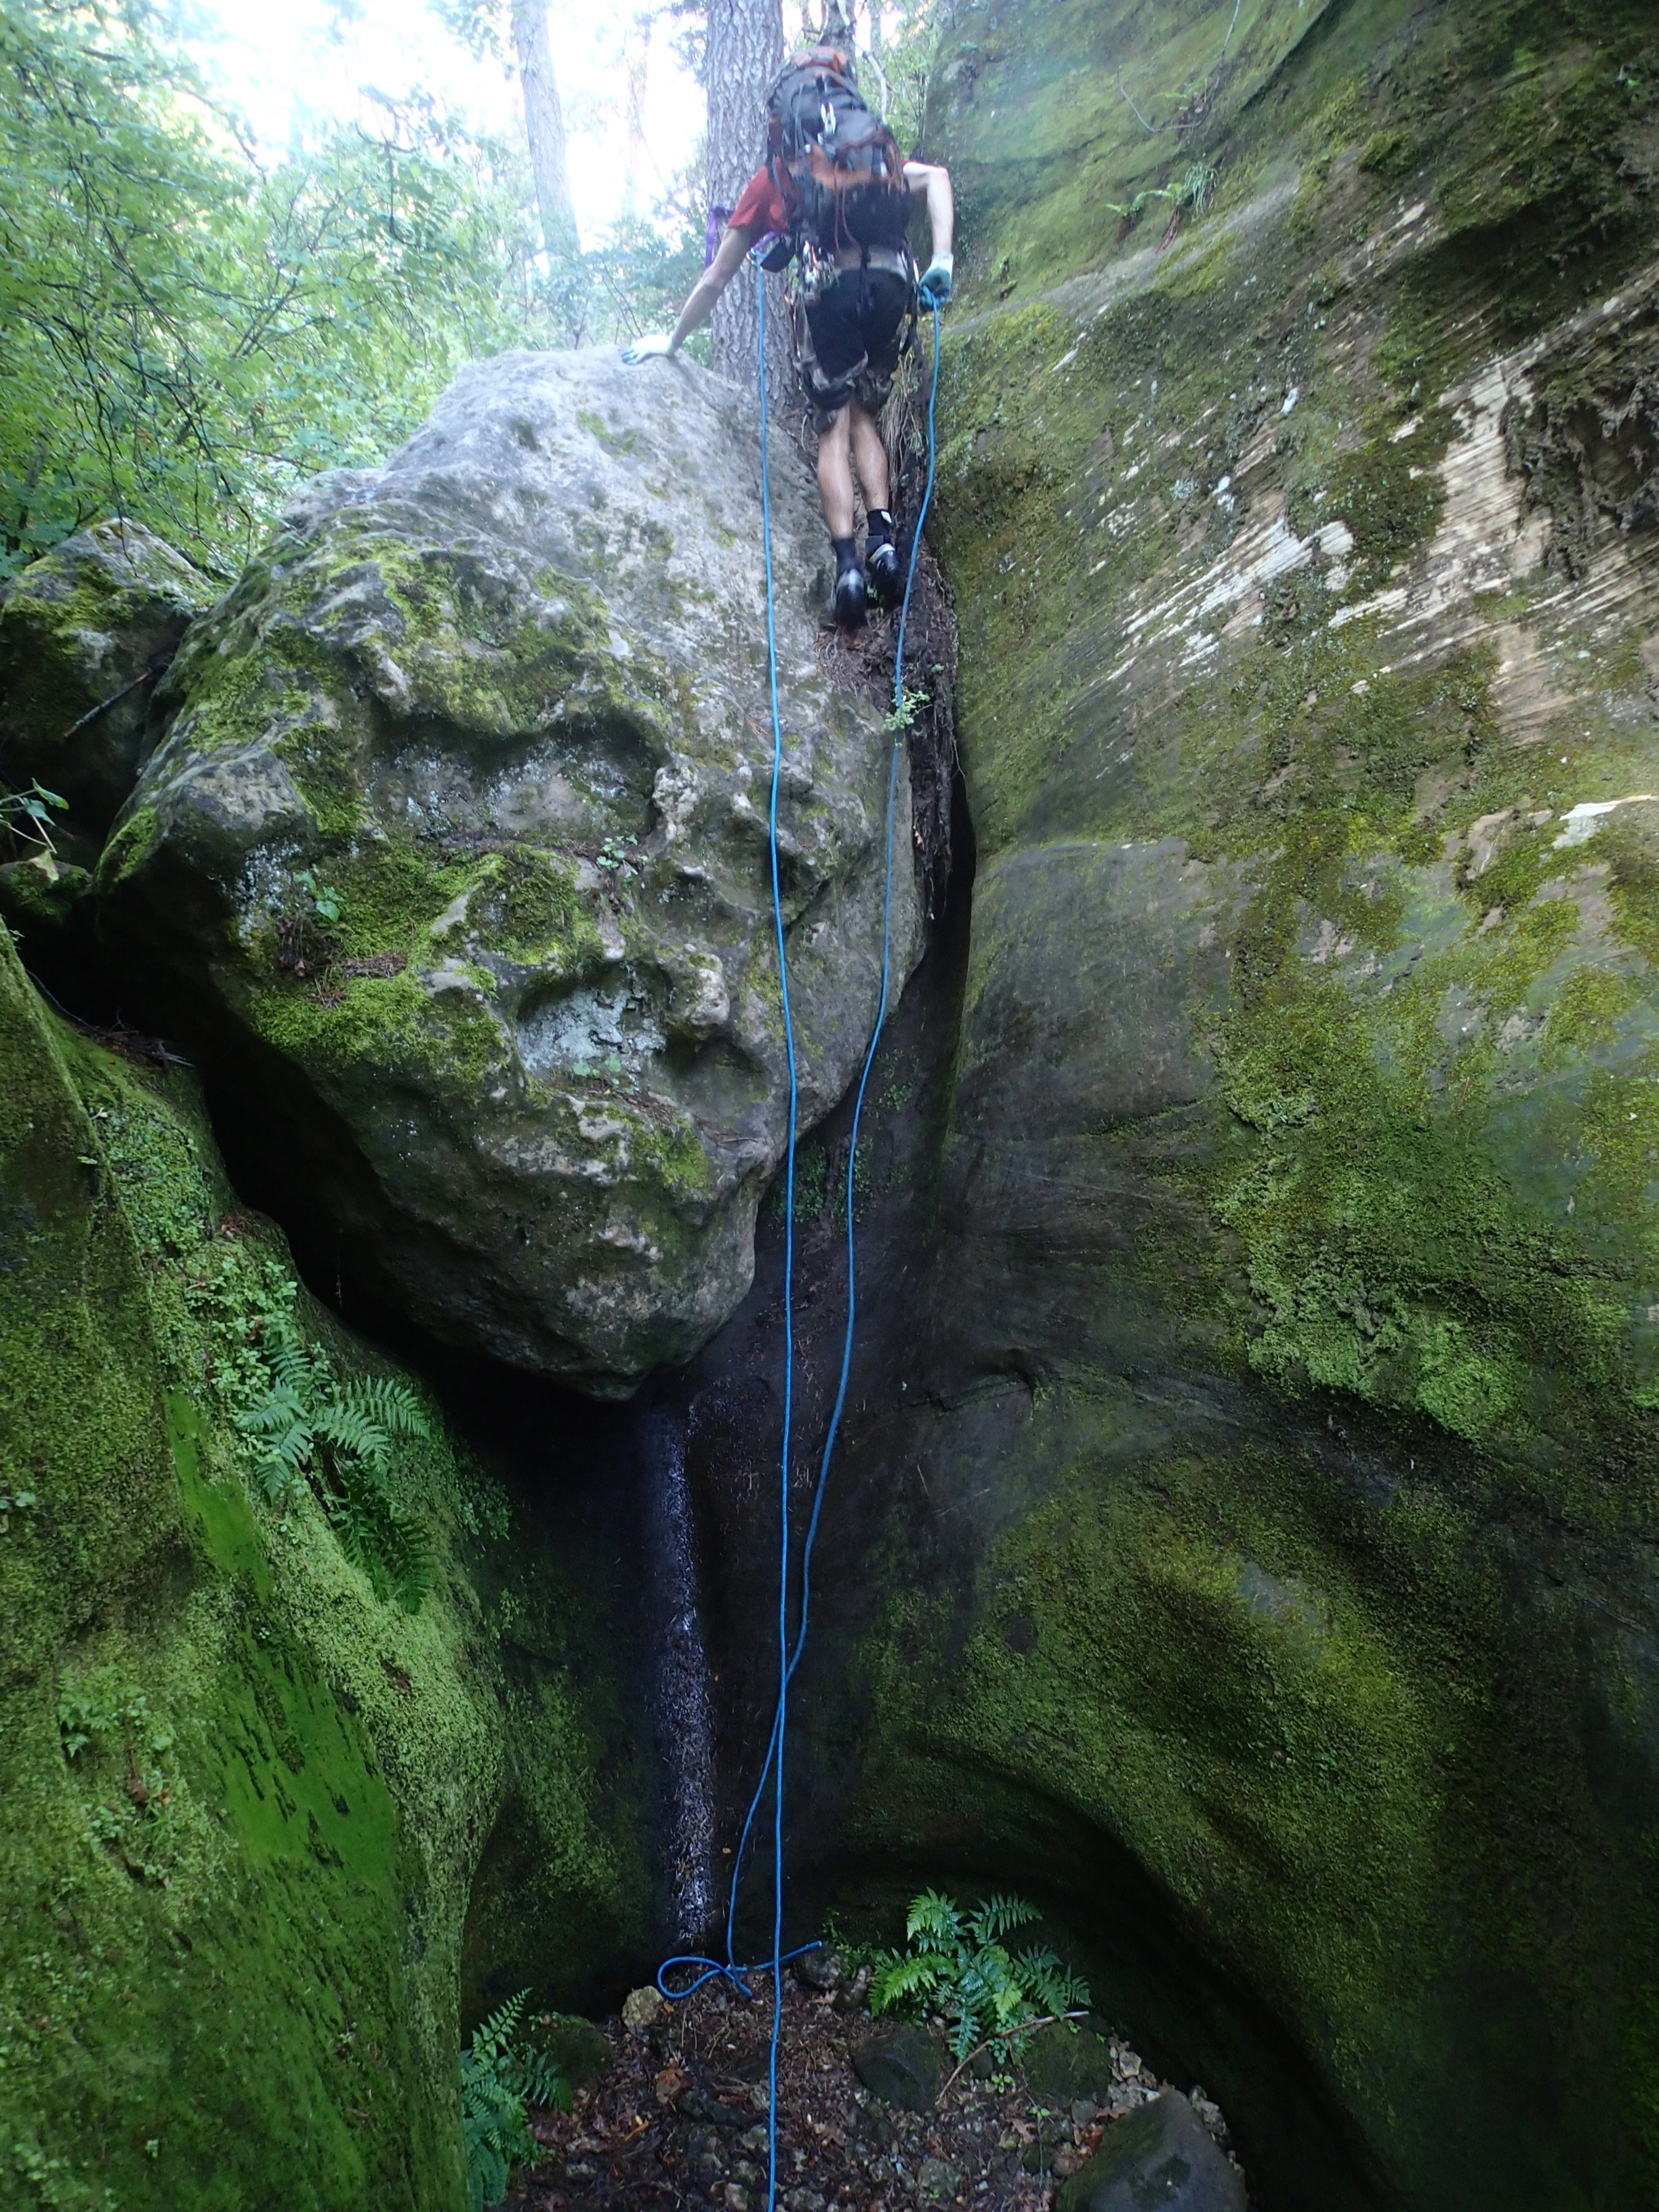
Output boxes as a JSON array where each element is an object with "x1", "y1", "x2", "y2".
[{"x1": 798, "y1": 268, "x2": 913, "y2": 428}]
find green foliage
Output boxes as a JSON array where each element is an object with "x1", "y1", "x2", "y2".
[
  {"x1": 0, "y1": 779, "x2": 68, "y2": 859},
  {"x1": 56, "y1": 1675, "x2": 169, "y2": 1767},
  {"x1": 237, "y1": 1318, "x2": 435, "y2": 1607},
  {"x1": 1104, "y1": 161, "x2": 1220, "y2": 224},
  {"x1": 0, "y1": 0, "x2": 535, "y2": 575},
  {"x1": 460, "y1": 1991, "x2": 571, "y2": 2211},
  {"x1": 869, "y1": 1889, "x2": 1090, "y2": 2064}
]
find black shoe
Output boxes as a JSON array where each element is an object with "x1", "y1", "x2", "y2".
[
  {"x1": 867, "y1": 539, "x2": 901, "y2": 605},
  {"x1": 833, "y1": 562, "x2": 867, "y2": 629}
]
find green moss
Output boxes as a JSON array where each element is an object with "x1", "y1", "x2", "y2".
[
  {"x1": 253, "y1": 967, "x2": 509, "y2": 1089},
  {"x1": 464, "y1": 847, "x2": 602, "y2": 970},
  {"x1": 1540, "y1": 966, "x2": 1636, "y2": 1069},
  {"x1": 882, "y1": 6, "x2": 1659, "y2": 2203},
  {"x1": 98, "y1": 803, "x2": 160, "y2": 887},
  {"x1": 0, "y1": 930, "x2": 648, "y2": 2209},
  {"x1": 839, "y1": 1375, "x2": 1659, "y2": 2203},
  {"x1": 0, "y1": 859, "x2": 92, "y2": 938},
  {"x1": 1286, "y1": 420, "x2": 1449, "y2": 569},
  {"x1": 576, "y1": 409, "x2": 644, "y2": 458}
]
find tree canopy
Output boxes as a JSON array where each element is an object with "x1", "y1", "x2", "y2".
[
  {"x1": 0, "y1": 0, "x2": 942, "y2": 579},
  {"x1": 0, "y1": 0, "x2": 703, "y2": 576}
]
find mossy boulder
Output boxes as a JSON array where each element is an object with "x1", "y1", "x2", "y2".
[
  {"x1": 0, "y1": 519, "x2": 213, "y2": 854},
  {"x1": 0, "y1": 921, "x2": 650, "y2": 2210},
  {"x1": 1055, "y1": 2093, "x2": 1244, "y2": 2212},
  {"x1": 97, "y1": 349, "x2": 918, "y2": 1395},
  {"x1": 851, "y1": 2021, "x2": 943, "y2": 2110}
]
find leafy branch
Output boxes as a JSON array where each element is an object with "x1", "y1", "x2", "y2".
[{"x1": 0, "y1": 779, "x2": 68, "y2": 872}]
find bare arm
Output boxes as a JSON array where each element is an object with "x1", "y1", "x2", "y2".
[
  {"x1": 668, "y1": 224, "x2": 757, "y2": 350},
  {"x1": 905, "y1": 160, "x2": 955, "y2": 262}
]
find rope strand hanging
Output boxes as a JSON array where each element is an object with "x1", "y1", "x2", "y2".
[{"x1": 657, "y1": 274, "x2": 945, "y2": 2212}]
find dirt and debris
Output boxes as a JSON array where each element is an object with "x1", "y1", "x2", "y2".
[{"x1": 506, "y1": 1959, "x2": 1240, "y2": 2211}]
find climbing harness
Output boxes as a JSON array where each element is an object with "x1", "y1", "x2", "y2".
[{"x1": 658, "y1": 276, "x2": 943, "y2": 2212}]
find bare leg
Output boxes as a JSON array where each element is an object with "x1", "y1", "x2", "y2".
[
  {"x1": 816, "y1": 408, "x2": 856, "y2": 539},
  {"x1": 849, "y1": 401, "x2": 891, "y2": 514}
]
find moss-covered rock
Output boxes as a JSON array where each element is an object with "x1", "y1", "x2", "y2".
[
  {"x1": 0, "y1": 520, "x2": 214, "y2": 857},
  {"x1": 96, "y1": 350, "x2": 918, "y2": 1395},
  {"x1": 0, "y1": 922, "x2": 649, "y2": 2211},
  {"x1": 697, "y1": 5, "x2": 1659, "y2": 2210}
]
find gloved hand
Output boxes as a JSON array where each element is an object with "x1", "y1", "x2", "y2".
[
  {"x1": 622, "y1": 332, "x2": 678, "y2": 365},
  {"x1": 918, "y1": 253, "x2": 954, "y2": 307}
]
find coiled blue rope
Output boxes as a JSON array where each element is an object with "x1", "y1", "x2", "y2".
[{"x1": 658, "y1": 281, "x2": 944, "y2": 2212}]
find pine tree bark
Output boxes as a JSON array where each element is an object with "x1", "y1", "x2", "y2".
[
  {"x1": 511, "y1": 1, "x2": 579, "y2": 259},
  {"x1": 705, "y1": 0, "x2": 788, "y2": 398}
]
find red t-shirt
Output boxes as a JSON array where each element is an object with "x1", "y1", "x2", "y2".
[{"x1": 729, "y1": 165, "x2": 788, "y2": 237}]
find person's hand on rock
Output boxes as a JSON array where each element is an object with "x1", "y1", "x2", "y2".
[{"x1": 622, "y1": 333, "x2": 678, "y2": 364}]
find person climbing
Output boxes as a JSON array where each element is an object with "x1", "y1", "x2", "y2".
[{"x1": 623, "y1": 15, "x2": 954, "y2": 630}]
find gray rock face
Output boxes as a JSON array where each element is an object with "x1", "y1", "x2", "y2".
[
  {"x1": 98, "y1": 350, "x2": 918, "y2": 1392},
  {"x1": 851, "y1": 2022, "x2": 943, "y2": 2110},
  {"x1": 1055, "y1": 2095, "x2": 1246, "y2": 2212},
  {"x1": 0, "y1": 519, "x2": 212, "y2": 846}
]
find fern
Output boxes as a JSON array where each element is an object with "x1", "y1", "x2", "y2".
[
  {"x1": 236, "y1": 1320, "x2": 435, "y2": 1606},
  {"x1": 907, "y1": 1887, "x2": 964, "y2": 1947},
  {"x1": 870, "y1": 1888, "x2": 1091, "y2": 2065},
  {"x1": 460, "y1": 1992, "x2": 570, "y2": 2211},
  {"x1": 968, "y1": 1893, "x2": 1039, "y2": 1946}
]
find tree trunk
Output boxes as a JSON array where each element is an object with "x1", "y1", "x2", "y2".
[
  {"x1": 705, "y1": 0, "x2": 788, "y2": 400},
  {"x1": 511, "y1": 1, "x2": 579, "y2": 259}
]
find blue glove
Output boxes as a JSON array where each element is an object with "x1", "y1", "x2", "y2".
[
  {"x1": 918, "y1": 254, "x2": 954, "y2": 307},
  {"x1": 622, "y1": 333, "x2": 677, "y2": 365}
]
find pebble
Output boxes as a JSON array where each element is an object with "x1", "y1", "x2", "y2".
[
  {"x1": 917, "y1": 2154, "x2": 963, "y2": 2200},
  {"x1": 621, "y1": 1984, "x2": 666, "y2": 2030}
]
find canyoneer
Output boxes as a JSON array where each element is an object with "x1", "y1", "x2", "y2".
[{"x1": 623, "y1": 8, "x2": 954, "y2": 630}]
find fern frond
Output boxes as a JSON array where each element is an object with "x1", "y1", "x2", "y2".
[
  {"x1": 869, "y1": 1949, "x2": 951, "y2": 2015},
  {"x1": 516, "y1": 2045, "x2": 571, "y2": 2112},
  {"x1": 325, "y1": 1471, "x2": 388, "y2": 1589},
  {"x1": 264, "y1": 1319, "x2": 319, "y2": 1393},
  {"x1": 313, "y1": 1398, "x2": 392, "y2": 1477},
  {"x1": 462, "y1": 1992, "x2": 540, "y2": 2209},
  {"x1": 1017, "y1": 1946, "x2": 1090, "y2": 2017},
  {"x1": 382, "y1": 1507, "x2": 436, "y2": 1612},
  {"x1": 344, "y1": 1372, "x2": 430, "y2": 1439},
  {"x1": 470, "y1": 1990, "x2": 527, "y2": 2064},
  {"x1": 236, "y1": 1382, "x2": 310, "y2": 1440},
  {"x1": 906, "y1": 1887, "x2": 964, "y2": 1948},
  {"x1": 969, "y1": 1892, "x2": 1039, "y2": 1946}
]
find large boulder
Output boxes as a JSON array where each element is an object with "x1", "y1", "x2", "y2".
[
  {"x1": 0, "y1": 925, "x2": 652, "y2": 2210},
  {"x1": 98, "y1": 349, "x2": 918, "y2": 1393},
  {"x1": 0, "y1": 518, "x2": 212, "y2": 848}
]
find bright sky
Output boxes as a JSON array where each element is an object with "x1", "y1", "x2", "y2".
[{"x1": 194, "y1": 1, "x2": 709, "y2": 244}]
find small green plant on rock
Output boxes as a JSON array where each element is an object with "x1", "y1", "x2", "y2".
[
  {"x1": 1, "y1": 779, "x2": 68, "y2": 874},
  {"x1": 237, "y1": 1319, "x2": 434, "y2": 1606},
  {"x1": 461, "y1": 1991, "x2": 569, "y2": 2210},
  {"x1": 871, "y1": 1890, "x2": 1090, "y2": 2064}
]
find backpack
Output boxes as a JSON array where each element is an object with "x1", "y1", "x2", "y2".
[{"x1": 764, "y1": 45, "x2": 910, "y2": 261}]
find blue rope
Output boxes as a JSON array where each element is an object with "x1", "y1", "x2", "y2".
[{"x1": 657, "y1": 285, "x2": 945, "y2": 2212}]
